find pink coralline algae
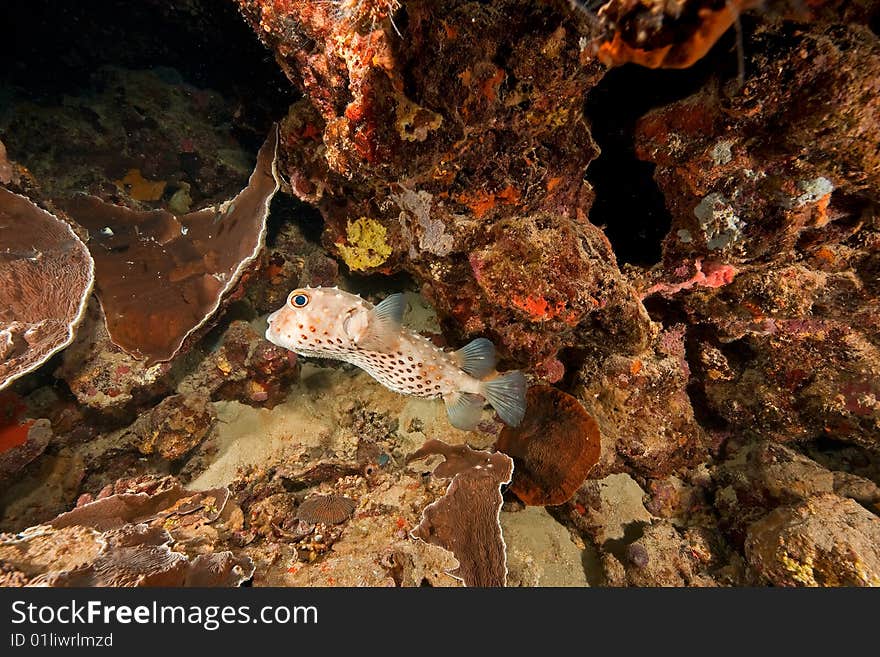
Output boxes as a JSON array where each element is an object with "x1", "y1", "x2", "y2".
[{"x1": 643, "y1": 258, "x2": 738, "y2": 298}]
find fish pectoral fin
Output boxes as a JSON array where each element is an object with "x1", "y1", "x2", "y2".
[
  {"x1": 444, "y1": 392, "x2": 485, "y2": 431},
  {"x1": 453, "y1": 337, "x2": 497, "y2": 378},
  {"x1": 358, "y1": 292, "x2": 406, "y2": 351}
]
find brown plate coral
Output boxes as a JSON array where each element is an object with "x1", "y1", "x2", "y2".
[
  {"x1": 409, "y1": 440, "x2": 514, "y2": 587},
  {"x1": 0, "y1": 189, "x2": 95, "y2": 390},
  {"x1": 57, "y1": 127, "x2": 281, "y2": 364}
]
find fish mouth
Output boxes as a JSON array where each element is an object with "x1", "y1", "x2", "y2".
[{"x1": 264, "y1": 311, "x2": 279, "y2": 344}]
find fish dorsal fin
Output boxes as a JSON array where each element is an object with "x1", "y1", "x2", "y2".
[
  {"x1": 453, "y1": 337, "x2": 497, "y2": 378},
  {"x1": 357, "y1": 293, "x2": 405, "y2": 351},
  {"x1": 444, "y1": 392, "x2": 485, "y2": 431}
]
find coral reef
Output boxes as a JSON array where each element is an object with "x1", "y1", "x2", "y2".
[
  {"x1": 237, "y1": 0, "x2": 651, "y2": 370},
  {"x1": 635, "y1": 23, "x2": 880, "y2": 266},
  {"x1": 634, "y1": 17, "x2": 880, "y2": 458},
  {"x1": 1, "y1": 0, "x2": 879, "y2": 589},
  {"x1": 0, "y1": 475, "x2": 253, "y2": 586}
]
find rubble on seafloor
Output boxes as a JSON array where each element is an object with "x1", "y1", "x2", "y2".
[{"x1": 1, "y1": 0, "x2": 880, "y2": 587}]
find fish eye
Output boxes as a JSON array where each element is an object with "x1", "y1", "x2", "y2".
[{"x1": 289, "y1": 292, "x2": 310, "y2": 308}]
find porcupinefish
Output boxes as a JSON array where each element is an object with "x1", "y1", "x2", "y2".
[{"x1": 265, "y1": 287, "x2": 527, "y2": 431}]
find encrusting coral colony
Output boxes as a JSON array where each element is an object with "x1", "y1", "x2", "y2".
[{"x1": 1, "y1": 0, "x2": 879, "y2": 587}]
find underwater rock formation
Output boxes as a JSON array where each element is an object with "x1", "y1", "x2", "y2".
[
  {"x1": 177, "y1": 320, "x2": 301, "y2": 409},
  {"x1": 237, "y1": 0, "x2": 650, "y2": 369},
  {"x1": 575, "y1": 325, "x2": 709, "y2": 478},
  {"x1": 0, "y1": 189, "x2": 94, "y2": 390},
  {"x1": 0, "y1": 66, "x2": 261, "y2": 206},
  {"x1": 245, "y1": 219, "x2": 341, "y2": 315},
  {"x1": 714, "y1": 441, "x2": 839, "y2": 545},
  {"x1": 745, "y1": 493, "x2": 880, "y2": 586},
  {"x1": 0, "y1": 418, "x2": 51, "y2": 483},
  {"x1": 134, "y1": 393, "x2": 217, "y2": 461},
  {"x1": 636, "y1": 22, "x2": 880, "y2": 267}
]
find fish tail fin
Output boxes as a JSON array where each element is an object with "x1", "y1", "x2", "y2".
[
  {"x1": 444, "y1": 392, "x2": 485, "y2": 431},
  {"x1": 481, "y1": 371, "x2": 527, "y2": 427}
]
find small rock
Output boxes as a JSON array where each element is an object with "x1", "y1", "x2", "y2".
[
  {"x1": 745, "y1": 493, "x2": 880, "y2": 587},
  {"x1": 569, "y1": 473, "x2": 652, "y2": 547},
  {"x1": 501, "y1": 506, "x2": 593, "y2": 587},
  {"x1": 136, "y1": 393, "x2": 216, "y2": 461}
]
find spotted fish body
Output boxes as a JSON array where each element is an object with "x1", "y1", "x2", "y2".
[{"x1": 265, "y1": 287, "x2": 526, "y2": 430}]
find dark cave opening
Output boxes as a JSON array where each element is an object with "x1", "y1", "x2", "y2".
[
  {"x1": 0, "y1": 0, "x2": 295, "y2": 151},
  {"x1": 583, "y1": 47, "x2": 728, "y2": 266}
]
